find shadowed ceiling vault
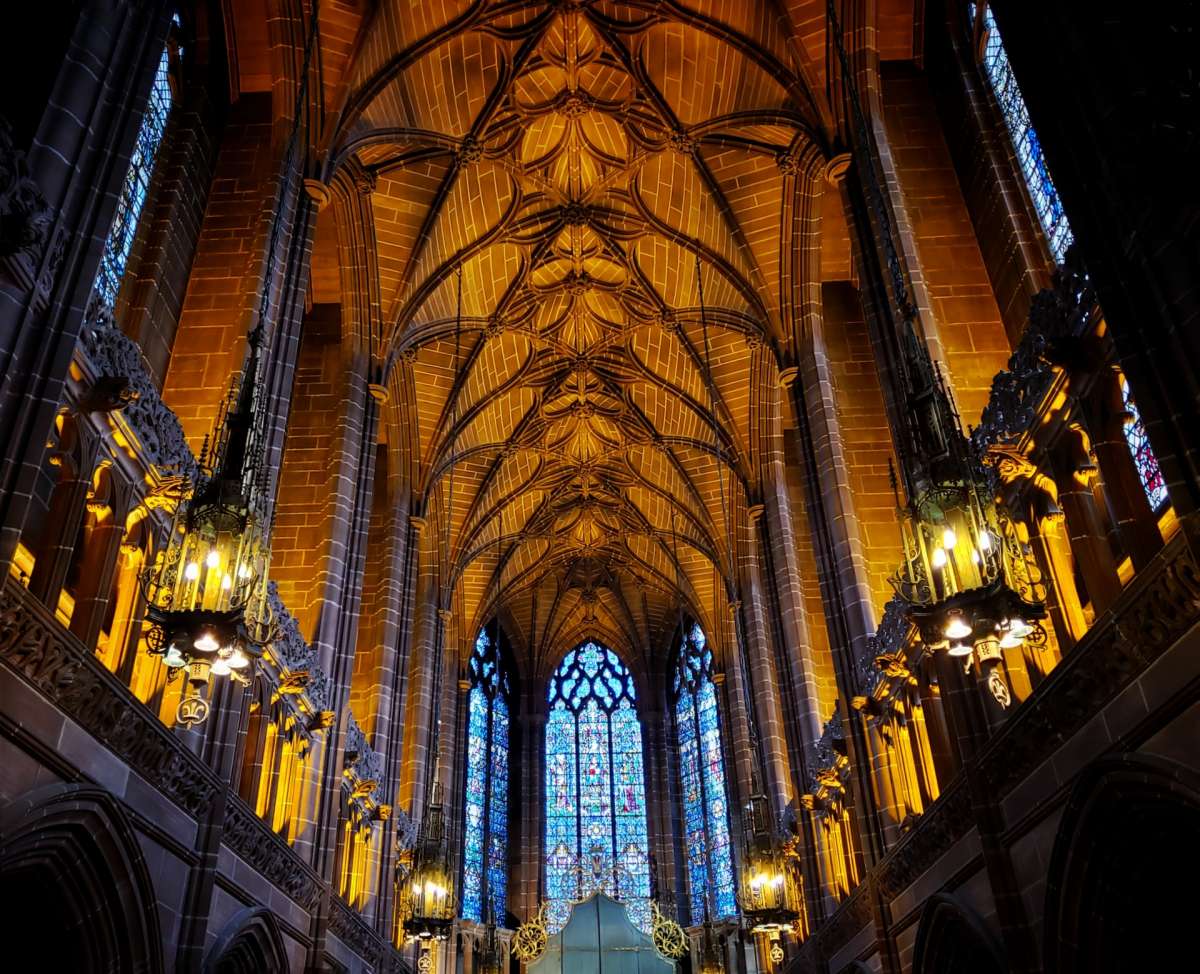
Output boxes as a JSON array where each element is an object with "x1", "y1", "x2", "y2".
[{"x1": 321, "y1": 0, "x2": 829, "y2": 670}]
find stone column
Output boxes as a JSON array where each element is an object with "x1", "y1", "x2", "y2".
[
  {"x1": 399, "y1": 516, "x2": 439, "y2": 814},
  {"x1": 737, "y1": 506, "x2": 794, "y2": 815},
  {"x1": 1054, "y1": 427, "x2": 1122, "y2": 616}
]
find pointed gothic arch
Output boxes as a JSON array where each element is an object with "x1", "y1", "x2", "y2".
[
  {"x1": 203, "y1": 907, "x2": 289, "y2": 974},
  {"x1": 911, "y1": 892, "x2": 1005, "y2": 974},
  {"x1": 0, "y1": 783, "x2": 163, "y2": 973},
  {"x1": 1044, "y1": 753, "x2": 1200, "y2": 973}
]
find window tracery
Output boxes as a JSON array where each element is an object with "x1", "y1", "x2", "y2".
[
  {"x1": 674, "y1": 622, "x2": 736, "y2": 923},
  {"x1": 462, "y1": 628, "x2": 510, "y2": 923},
  {"x1": 94, "y1": 39, "x2": 174, "y2": 307},
  {"x1": 1122, "y1": 379, "x2": 1168, "y2": 511},
  {"x1": 545, "y1": 641, "x2": 651, "y2": 933},
  {"x1": 971, "y1": 3, "x2": 1073, "y2": 261}
]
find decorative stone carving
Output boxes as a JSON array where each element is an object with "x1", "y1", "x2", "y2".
[
  {"x1": 0, "y1": 578, "x2": 220, "y2": 819},
  {"x1": 265, "y1": 581, "x2": 331, "y2": 712},
  {"x1": 329, "y1": 898, "x2": 385, "y2": 964},
  {"x1": 971, "y1": 247, "x2": 1095, "y2": 458},
  {"x1": 0, "y1": 119, "x2": 53, "y2": 291},
  {"x1": 78, "y1": 297, "x2": 199, "y2": 481},
  {"x1": 344, "y1": 712, "x2": 385, "y2": 830},
  {"x1": 223, "y1": 797, "x2": 322, "y2": 910},
  {"x1": 980, "y1": 527, "x2": 1200, "y2": 797},
  {"x1": 876, "y1": 779, "x2": 974, "y2": 900}
]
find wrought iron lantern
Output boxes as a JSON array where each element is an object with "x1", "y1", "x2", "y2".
[
  {"x1": 737, "y1": 790, "x2": 803, "y2": 933},
  {"x1": 892, "y1": 468, "x2": 1045, "y2": 661},
  {"x1": 398, "y1": 781, "x2": 456, "y2": 942},
  {"x1": 140, "y1": 355, "x2": 272, "y2": 726}
]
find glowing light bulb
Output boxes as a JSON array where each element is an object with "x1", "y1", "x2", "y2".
[
  {"x1": 228, "y1": 650, "x2": 250, "y2": 669},
  {"x1": 971, "y1": 549, "x2": 981, "y2": 564},
  {"x1": 221, "y1": 574, "x2": 233, "y2": 591},
  {"x1": 942, "y1": 527, "x2": 957, "y2": 550},
  {"x1": 947, "y1": 641, "x2": 972, "y2": 657},
  {"x1": 184, "y1": 562, "x2": 200, "y2": 581},
  {"x1": 931, "y1": 547, "x2": 947, "y2": 569},
  {"x1": 979, "y1": 530, "x2": 992, "y2": 551},
  {"x1": 999, "y1": 631, "x2": 1022, "y2": 649},
  {"x1": 163, "y1": 646, "x2": 187, "y2": 668},
  {"x1": 944, "y1": 614, "x2": 972, "y2": 640},
  {"x1": 210, "y1": 658, "x2": 232, "y2": 676},
  {"x1": 193, "y1": 630, "x2": 220, "y2": 653},
  {"x1": 237, "y1": 564, "x2": 252, "y2": 579},
  {"x1": 1009, "y1": 617, "x2": 1032, "y2": 639},
  {"x1": 205, "y1": 550, "x2": 220, "y2": 570}
]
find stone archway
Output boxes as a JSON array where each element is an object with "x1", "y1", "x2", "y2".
[
  {"x1": 1044, "y1": 753, "x2": 1200, "y2": 973},
  {"x1": 204, "y1": 907, "x2": 289, "y2": 974},
  {"x1": 911, "y1": 892, "x2": 1005, "y2": 974},
  {"x1": 0, "y1": 783, "x2": 163, "y2": 973}
]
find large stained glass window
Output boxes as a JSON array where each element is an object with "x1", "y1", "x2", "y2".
[
  {"x1": 94, "y1": 41, "x2": 174, "y2": 307},
  {"x1": 674, "y1": 623, "x2": 736, "y2": 923},
  {"x1": 462, "y1": 628, "x2": 510, "y2": 923},
  {"x1": 545, "y1": 642, "x2": 651, "y2": 933},
  {"x1": 970, "y1": 3, "x2": 1073, "y2": 262},
  {"x1": 1122, "y1": 379, "x2": 1168, "y2": 511}
]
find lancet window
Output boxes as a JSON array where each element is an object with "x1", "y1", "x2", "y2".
[
  {"x1": 970, "y1": 2, "x2": 1073, "y2": 261},
  {"x1": 673, "y1": 623, "x2": 736, "y2": 923},
  {"x1": 94, "y1": 34, "x2": 175, "y2": 306},
  {"x1": 545, "y1": 642, "x2": 651, "y2": 932},
  {"x1": 462, "y1": 628, "x2": 510, "y2": 923}
]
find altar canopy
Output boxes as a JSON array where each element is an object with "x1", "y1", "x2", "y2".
[{"x1": 528, "y1": 894, "x2": 677, "y2": 974}]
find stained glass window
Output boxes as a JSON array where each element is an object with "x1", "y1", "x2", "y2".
[
  {"x1": 674, "y1": 623, "x2": 736, "y2": 923},
  {"x1": 545, "y1": 642, "x2": 651, "y2": 933},
  {"x1": 462, "y1": 628, "x2": 510, "y2": 923},
  {"x1": 971, "y1": 3, "x2": 1073, "y2": 262},
  {"x1": 1122, "y1": 379, "x2": 1168, "y2": 511},
  {"x1": 94, "y1": 41, "x2": 174, "y2": 307}
]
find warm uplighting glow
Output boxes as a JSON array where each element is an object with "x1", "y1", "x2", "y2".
[{"x1": 193, "y1": 630, "x2": 220, "y2": 653}]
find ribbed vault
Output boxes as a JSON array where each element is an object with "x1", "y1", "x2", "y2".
[{"x1": 326, "y1": 0, "x2": 826, "y2": 668}]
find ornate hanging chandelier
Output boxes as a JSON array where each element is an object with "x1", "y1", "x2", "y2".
[
  {"x1": 397, "y1": 781, "x2": 456, "y2": 943},
  {"x1": 826, "y1": 0, "x2": 1046, "y2": 686},
  {"x1": 137, "y1": 0, "x2": 324, "y2": 727},
  {"x1": 139, "y1": 358, "x2": 273, "y2": 726}
]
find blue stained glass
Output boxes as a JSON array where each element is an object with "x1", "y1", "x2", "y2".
[
  {"x1": 971, "y1": 3, "x2": 1073, "y2": 261},
  {"x1": 1122, "y1": 379, "x2": 1168, "y2": 511},
  {"x1": 462, "y1": 629, "x2": 509, "y2": 922},
  {"x1": 95, "y1": 44, "x2": 174, "y2": 307},
  {"x1": 545, "y1": 642, "x2": 651, "y2": 933},
  {"x1": 675, "y1": 623, "x2": 736, "y2": 922}
]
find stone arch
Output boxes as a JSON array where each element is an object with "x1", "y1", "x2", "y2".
[
  {"x1": 1044, "y1": 753, "x2": 1200, "y2": 973},
  {"x1": 0, "y1": 783, "x2": 163, "y2": 973},
  {"x1": 203, "y1": 907, "x2": 289, "y2": 974},
  {"x1": 911, "y1": 892, "x2": 1005, "y2": 974}
]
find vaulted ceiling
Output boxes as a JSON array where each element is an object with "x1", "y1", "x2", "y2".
[{"x1": 321, "y1": 0, "x2": 836, "y2": 670}]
